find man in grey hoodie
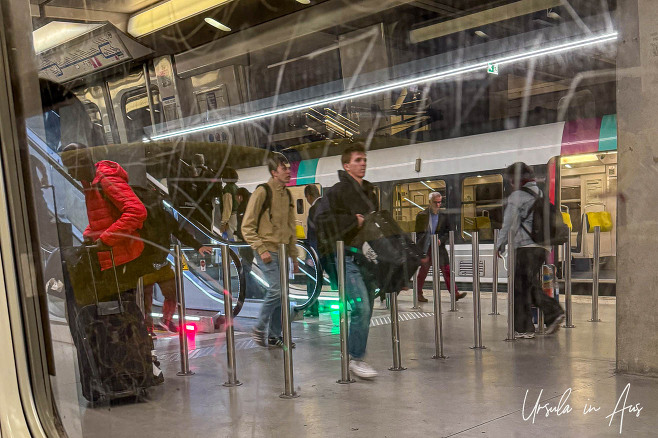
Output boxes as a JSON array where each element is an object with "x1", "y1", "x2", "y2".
[{"x1": 495, "y1": 162, "x2": 564, "y2": 339}]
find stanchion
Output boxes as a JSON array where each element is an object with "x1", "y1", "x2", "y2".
[
  {"x1": 136, "y1": 277, "x2": 145, "y2": 315},
  {"x1": 221, "y1": 246, "x2": 242, "y2": 387},
  {"x1": 431, "y1": 235, "x2": 446, "y2": 359},
  {"x1": 537, "y1": 310, "x2": 545, "y2": 335},
  {"x1": 490, "y1": 229, "x2": 500, "y2": 315},
  {"x1": 449, "y1": 230, "x2": 458, "y2": 312},
  {"x1": 278, "y1": 243, "x2": 298, "y2": 398},
  {"x1": 389, "y1": 291, "x2": 406, "y2": 371},
  {"x1": 410, "y1": 232, "x2": 421, "y2": 310},
  {"x1": 589, "y1": 226, "x2": 601, "y2": 322},
  {"x1": 174, "y1": 244, "x2": 194, "y2": 376},
  {"x1": 563, "y1": 233, "x2": 575, "y2": 328},
  {"x1": 336, "y1": 241, "x2": 354, "y2": 384},
  {"x1": 504, "y1": 231, "x2": 516, "y2": 342},
  {"x1": 471, "y1": 231, "x2": 485, "y2": 349}
]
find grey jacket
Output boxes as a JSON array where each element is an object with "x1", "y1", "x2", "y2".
[{"x1": 495, "y1": 182, "x2": 542, "y2": 251}]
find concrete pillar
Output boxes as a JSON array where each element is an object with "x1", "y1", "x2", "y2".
[{"x1": 616, "y1": 0, "x2": 658, "y2": 376}]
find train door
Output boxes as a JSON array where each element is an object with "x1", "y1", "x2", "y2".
[
  {"x1": 107, "y1": 68, "x2": 164, "y2": 143},
  {"x1": 560, "y1": 152, "x2": 617, "y2": 262},
  {"x1": 287, "y1": 184, "x2": 322, "y2": 238},
  {"x1": 189, "y1": 66, "x2": 252, "y2": 146},
  {"x1": 73, "y1": 85, "x2": 118, "y2": 144}
]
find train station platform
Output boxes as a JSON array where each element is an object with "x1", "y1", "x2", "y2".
[{"x1": 50, "y1": 291, "x2": 657, "y2": 438}]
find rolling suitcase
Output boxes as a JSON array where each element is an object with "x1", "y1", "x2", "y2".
[{"x1": 64, "y1": 245, "x2": 156, "y2": 404}]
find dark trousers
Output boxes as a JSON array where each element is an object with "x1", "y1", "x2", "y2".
[{"x1": 514, "y1": 247, "x2": 564, "y2": 333}]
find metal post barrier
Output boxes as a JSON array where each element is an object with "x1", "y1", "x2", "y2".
[
  {"x1": 136, "y1": 277, "x2": 145, "y2": 315},
  {"x1": 389, "y1": 291, "x2": 405, "y2": 371},
  {"x1": 490, "y1": 229, "x2": 500, "y2": 315},
  {"x1": 336, "y1": 241, "x2": 354, "y2": 384},
  {"x1": 471, "y1": 231, "x2": 485, "y2": 349},
  {"x1": 431, "y1": 235, "x2": 446, "y2": 359},
  {"x1": 589, "y1": 226, "x2": 601, "y2": 322},
  {"x1": 410, "y1": 232, "x2": 420, "y2": 310},
  {"x1": 563, "y1": 233, "x2": 575, "y2": 328},
  {"x1": 449, "y1": 230, "x2": 457, "y2": 312},
  {"x1": 505, "y1": 230, "x2": 516, "y2": 342},
  {"x1": 537, "y1": 310, "x2": 545, "y2": 335},
  {"x1": 278, "y1": 243, "x2": 298, "y2": 398},
  {"x1": 174, "y1": 244, "x2": 194, "y2": 376},
  {"x1": 221, "y1": 246, "x2": 242, "y2": 387}
]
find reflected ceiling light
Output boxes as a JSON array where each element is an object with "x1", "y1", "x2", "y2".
[
  {"x1": 296, "y1": 0, "x2": 311, "y2": 4},
  {"x1": 420, "y1": 181, "x2": 434, "y2": 190},
  {"x1": 562, "y1": 154, "x2": 600, "y2": 165},
  {"x1": 474, "y1": 30, "x2": 488, "y2": 38},
  {"x1": 204, "y1": 17, "x2": 231, "y2": 31},
  {"x1": 33, "y1": 21, "x2": 104, "y2": 54},
  {"x1": 404, "y1": 197, "x2": 425, "y2": 210},
  {"x1": 148, "y1": 31, "x2": 618, "y2": 141},
  {"x1": 128, "y1": 0, "x2": 234, "y2": 37},
  {"x1": 564, "y1": 163, "x2": 572, "y2": 168}
]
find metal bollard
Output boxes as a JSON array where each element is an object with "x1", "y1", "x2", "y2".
[
  {"x1": 537, "y1": 310, "x2": 545, "y2": 335},
  {"x1": 175, "y1": 244, "x2": 194, "y2": 376},
  {"x1": 490, "y1": 229, "x2": 500, "y2": 315},
  {"x1": 336, "y1": 241, "x2": 354, "y2": 384},
  {"x1": 505, "y1": 231, "x2": 516, "y2": 342},
  {"x1": 431, "y1": 235, "x2": 446, "y2": 359},
  {"x1": 278, "y1": 243, "x2": 298, "y2": 398},
  {"x1": 449, "y1": 231, "x2": 458, "y2": 312},
  {"x1": 471, "y1": 231, "x2": 485, "y2": 349},
  {"x1": 563, "y1": 233, "x2": 575, "y2": 328},
  {"x1": 389, "y1": 291, "x2": 406, "y2": 371},
  {"x1": 410, "y1": 232, "x2": 421, "y2": 310},
  {"x1": 589, "y1": 226, "x2": 601, "y2": 322},
  {"x1": 221, "y1": 246, "x2": 242, "y2": 387},
  {"x1": 136, "y1": 277, "x2": 145, "y2": 315}
]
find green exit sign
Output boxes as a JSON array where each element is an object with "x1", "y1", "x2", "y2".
[{"x1": 487, "y1": 63, "x2": 499, "y2": 75}]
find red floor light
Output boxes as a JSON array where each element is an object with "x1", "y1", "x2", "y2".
[{"x1": 185, "y1": 323, "x2": 197, "y2": 333}]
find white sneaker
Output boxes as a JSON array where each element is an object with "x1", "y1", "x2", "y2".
[{"x1": 349, "y1": 360, "x2": 378, "y2": 379}]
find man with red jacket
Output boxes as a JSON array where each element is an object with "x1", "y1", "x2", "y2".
[{"x1": 62, "y1": 143, "x2": 147, "y2": 292}]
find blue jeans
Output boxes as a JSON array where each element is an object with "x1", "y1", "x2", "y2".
[
  {"x1": 344, "y1": 256, "x2": 374, "y2": 359},
  {"x1": 254, "y1": 251, "x2": 282, "y2": 338}
]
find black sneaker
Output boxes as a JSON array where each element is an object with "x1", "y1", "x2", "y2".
[
  {"x1": 251, "y1": 328, "x2": 267, "y2": 346},
  {"x1": 268, "y1": 336, "x2": 296, "y2": 348},
  {"x1": 546, "y1": 314, "x2": 565, "y2": 334}
]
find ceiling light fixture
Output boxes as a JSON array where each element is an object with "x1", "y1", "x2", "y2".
[
  {"x1": 204, "y1": 17, "x2": 231, "y2": 31},
  {"x1": 474, "y1": 30, "x2": 488, "y2": 38},
  {"x1": 128, "y1": 0, "x2": 234, "y2": 37},
  {"x1": 148, "y1": 31, "x2": 618, "y2": 142},
  {"x1": 296, "y1": 0, "x2": 311, "y2": 4},
  {"x1": 547, "y1": 9, "x2": 561, "y2": 20}
]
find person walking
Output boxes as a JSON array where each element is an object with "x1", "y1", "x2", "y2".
[
  {"x1": 241, "y1": 152, "x2": 299, "y2": 348},
  {"x1": 415, "y1": 192, "x2": 466, "y2": 303}
]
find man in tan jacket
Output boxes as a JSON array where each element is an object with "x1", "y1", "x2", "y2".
[{"x1": 241, "y1": 152, "x2": 299, "y2": 347}]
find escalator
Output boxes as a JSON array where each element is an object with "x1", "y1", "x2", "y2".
[{"x1": 28, "y1": 128, "x2": 324, "y2": 322}]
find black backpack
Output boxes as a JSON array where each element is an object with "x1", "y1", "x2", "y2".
[
  {"x1": 520, "y1": 187, "x2": 569, "y2": 246},
  {"x1": 255, "y1": 183, "x2": 293, "y2": 232}
]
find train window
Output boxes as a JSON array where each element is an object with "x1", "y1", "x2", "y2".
[
  {"x1": 461, "y1": 175, "x2": 503, "y2": 241},
  {"x1": 393, "y1": 180, "x2": 446, "y2": 232},
  {"x1": 122, "y1": 87, "x2": 163, "y2": 142}
]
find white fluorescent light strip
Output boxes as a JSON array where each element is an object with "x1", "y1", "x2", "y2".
[
  {"x1": 420, "y1": 181, "x2": 434, "y2": 191},
  {"x1": 149, "y1": 32, "x2": 617, "y2": 142},
  {"x1": 404, "y1": 197, "x2": 425, "y2": 210}
]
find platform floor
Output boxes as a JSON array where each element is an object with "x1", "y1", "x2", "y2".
[{"x1": 49, "y1": 290, "x2": 657, "y2": 438}]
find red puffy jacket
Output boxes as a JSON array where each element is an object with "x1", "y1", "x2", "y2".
[{"x1": 82, "y1": 161, "x2": 147, "y2": 271}]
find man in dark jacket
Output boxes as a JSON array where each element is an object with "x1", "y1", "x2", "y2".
[
  {"x1": 304, "y1": 185, "x2": 322, "y2": 317},
  {"x1": 415, "y1": 192, "x2": 466, "y2": 303},
  {"x1": 137, "y1": 188, "x2": 212, "y2": 333},
  {"x1": 317, "y1": 144, "x2": 379, "y2": 379}
]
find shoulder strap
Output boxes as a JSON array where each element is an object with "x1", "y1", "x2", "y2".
[{"x1": 256, "y1": 184, "x2": 272, "y2": 231}]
